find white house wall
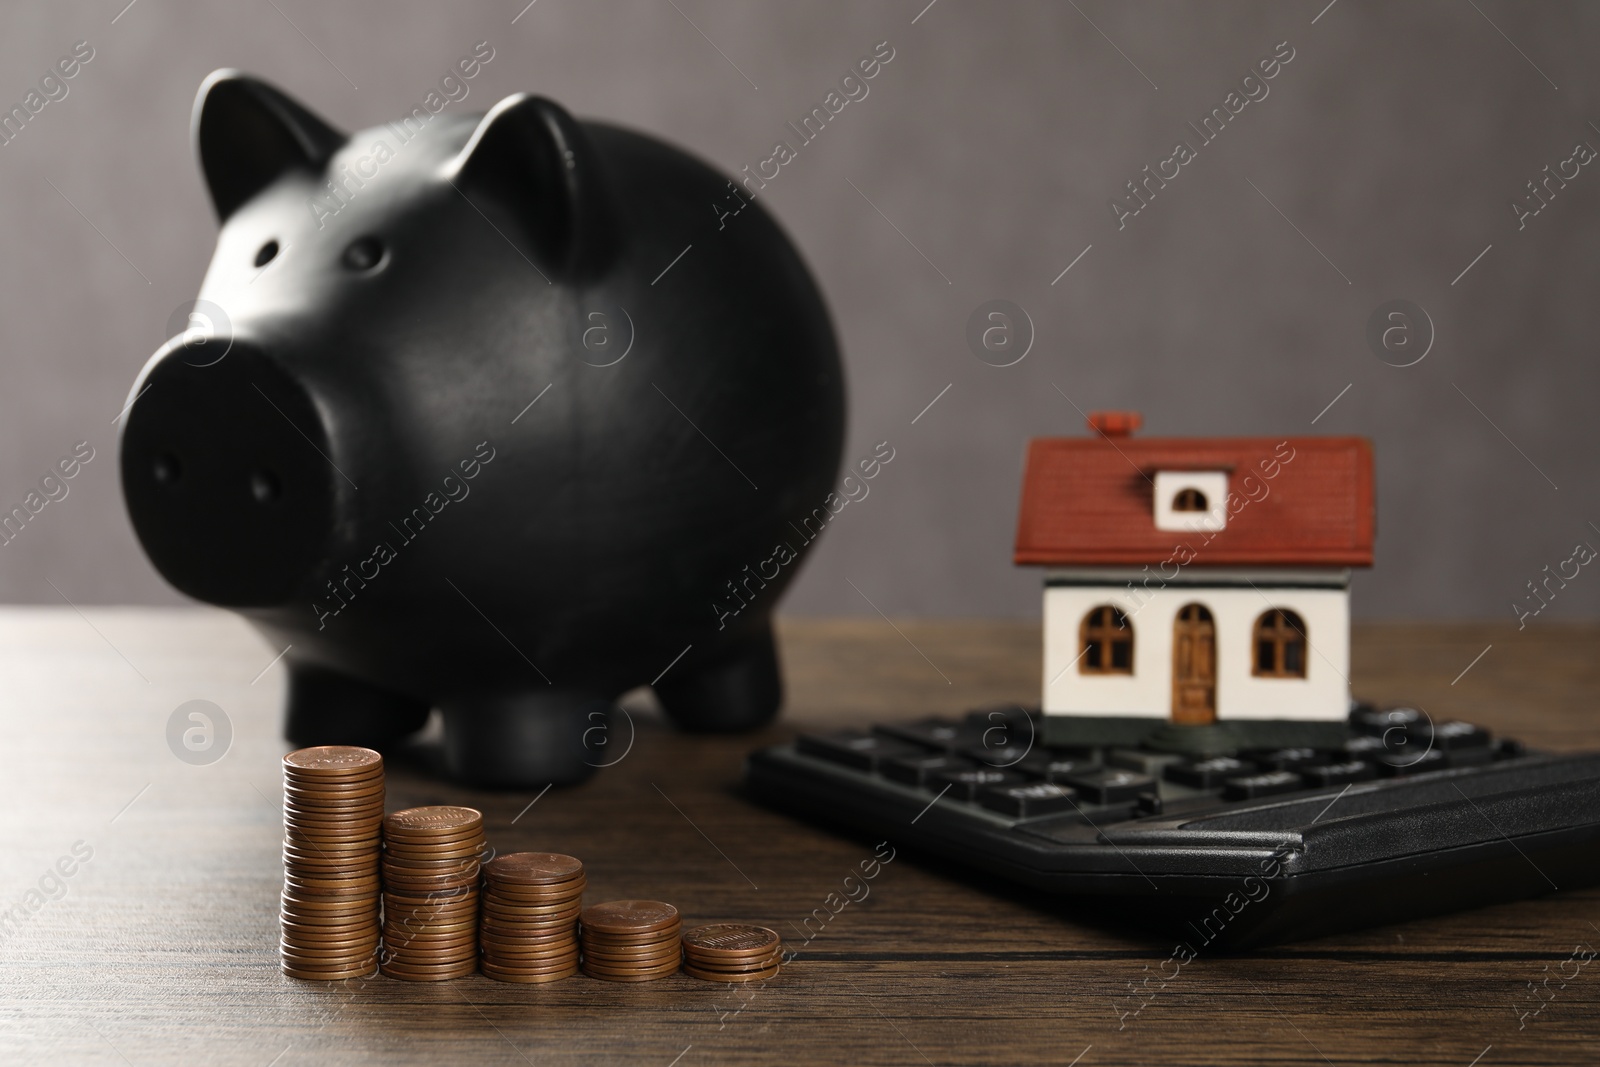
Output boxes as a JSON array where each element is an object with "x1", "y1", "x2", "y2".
[{"x1": 1042, "y1": 583, "x2": 1349, "y2": 722}]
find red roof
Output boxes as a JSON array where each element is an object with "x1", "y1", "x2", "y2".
[{"x1": 1014, "y1": 422, "x2": 1374, "y2": 568}]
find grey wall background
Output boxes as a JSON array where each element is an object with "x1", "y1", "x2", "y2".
[{"x1": 0, "y1": 0, "x2": 1597, "y2": 622}]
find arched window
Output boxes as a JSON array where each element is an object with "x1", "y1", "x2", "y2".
[
  {"x1": 1080, "y1": 606, "x2": 1134, "y2": 674},
  {"x1": 1173, "y1": 487, "x2": 1208, "y2": 512},
  {"x1": 1254, "y1": 609, "x2": 1308, "y2": 678}
]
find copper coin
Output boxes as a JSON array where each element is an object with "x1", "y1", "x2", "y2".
[
  {"x1": 381, "y1": 864, "x2": 480, "y2": 883},
  {"x1": 285, "y1": 868, "x2": 381, "y2": 885},
  {"x1": 482, "y1": 876, "x2": 584, "y2": 896},
  {"x1": 480, "y1": 903, "x2": 581, "y2": 922},
  {"x1": 284, "y1": 829, "x2": 382, "y2": 841},
  {"x1": 580, "y1": 927, "x2": 681, "y2": 948},
  {"x1": 283, "y1": 962, "x2": 378, "y2": 981},
  {"x1": 484, "y1": 852, "x2": 583, "y2": 886},
  {"x1": 281, "y1": 909, "x2": 379, "y2": 929},
  {"x1": 483, "y1": 888, "x2": 583, "y2": 906},
  {"x1": 483, "y1": 885, "x2": 585, "y2": 907},
  {"x1": 283, "y1": 884, "x2": 380, "y2": 901},
  {"x1": 381, "y1": 842, "x2": 485, "y2": 862},
  {"x1": 684, "y1": 962, "x2": 780, "y2": 983},
  {"x1": 384, "y1": 941, "x2": 479, "y2": 957},
  {"x1": 479, "y1": 930, "x2": 577, "y2": 948},
  {"x1": 682, "y1": 924, "x2": 780, "y2": 959},
  {"x1": 382, "y1": 898, "x2": 478, "y2": 915},
  {"x1": 281, "y1": 892, "x2": 379, "y2": 911},
  {"x1": 483, "y1": 894, "x2": 583, "y2": 913},
  {"x1": 383, "y1": 806, "x2": 482, "y2": 836},
  {"x1": 283, "y1": 844, "x2": 379, "y2": 863},
  {"x1": 384, "y1": 914, "x2": 479, "y2": 932},
  {"x1": 282, "y1": 782, "x2": 383, "y2": 800},
  {"x1": 681, "y1": 951, "x2": 782, "y2": 974},
  {"x1": 281, "y1": 950, "x2": 378, "y2": 970},
  {"x1": 282, "y1": 775, "x2": 383, "y2": 792},
  {"x1": 482, "y1": 963, "x2": 580, "y2": 984},
  {"x1": 384, "y1": 910, "x2": 479, "y2": 929},
  {"x1": 380, "y1": 962, "x2": 478, "y2": 982},
  {"x1": 479, "y1": 944, "x2": 580, "y2": 962},
  {"x1": 284, "y1": 837, "x2": 380, "y2": 852},
  {"x1": 382, "y1": 857, "x2": 482, "y2": 873},
  {"x1": 284, "y1": 775, "x2": 385, "y2": 793},
  {"x1": 284, "y1": 816, "x2": 382, "y2": 832},
  {"x1": 285, "y1": 806, "x2": 383, "y2": 819},
  {"x1": 282, "y1": 938, "x2": 380, "y2": 959},
  {"x1": 381, "y1": 899, "x2": 478, "y2": 917},
  {"x1": 582, "y1": 947, "x2": 681, "y2": 966},
  {"x1": 284, "y1": 746, "x2": 383, "y2": 774},
  {"x1": 381, "y1": 857, "x2": 482, "y2": 876},
  {"x1": 580, "y1": 952, "x2": 682, "y2": 970},
  {"x1": 283, "y1": 830, "x2": 381, "y2": 848},
  {"x1": 381, "y1": 827, "x2": 485, "y2": 849},
  {"x1": 580, "y1": 901, "x2": 678, "y2": 936},
  {"x1": 480, "y1": 954, "x2": 580, "y2": 974},
  {"x1": 282, "y1": 922, "x2": 378, "y2": 942},
  {"x1": 480, "y1": 922, "x2": 577, "y2": 942},
  {"x1": 385, "y1": 948, "x2": 476, "y2": 964},
  {"x1": 582, "y1": 960, "x2": 682, "y2": 982}
]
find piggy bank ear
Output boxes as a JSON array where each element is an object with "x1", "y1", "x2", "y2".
[
  {"x1": 193, "y1": 70, "x2": 345, "y2": 222},
  {"x1": 449, "y1": 94, "x2": 615, "y2": 281}
]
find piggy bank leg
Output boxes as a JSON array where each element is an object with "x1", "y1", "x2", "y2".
[
  {"x1": 439, "y1": 692, "x2": 604, "y2": 788},
  {"x1": 284, "y1": 662, "x2": 431, "y2": 748},
  {"x1": 654, "y1": 622, "x2": 782, "y2": 733}
]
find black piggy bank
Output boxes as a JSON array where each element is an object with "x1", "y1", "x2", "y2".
[{"x1": 119, "y1": 71, "x2": 844, "y2": 787}]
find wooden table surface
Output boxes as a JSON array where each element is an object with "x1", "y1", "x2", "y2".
[{"x1": 2, "y1": 608, "x2": 1598, "y2": 1066}]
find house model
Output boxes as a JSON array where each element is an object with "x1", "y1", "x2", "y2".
[{"x1": 1013, "y1": 412, "x2": 1374, "y2": 751}]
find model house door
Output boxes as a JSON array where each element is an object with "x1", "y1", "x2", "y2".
[{"x1": 1171, "y1": 604, "x2": 1216, "y2": 724}]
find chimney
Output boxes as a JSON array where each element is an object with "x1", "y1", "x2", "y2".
[{"x1": 1087, "y1": 411, "x2": 1142, "y2": 438}]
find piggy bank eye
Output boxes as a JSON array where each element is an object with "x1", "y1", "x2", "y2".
[
  {"x1": 342, "y1": 236, "x2": 385, "y2": 272},
  {"x1": 253, "y1": 240, "x2": 279, "y2": 268}
]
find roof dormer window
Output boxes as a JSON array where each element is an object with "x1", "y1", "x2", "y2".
[{"x1": 1153, "y1": 470, "x2": 1229, "y2": 532}]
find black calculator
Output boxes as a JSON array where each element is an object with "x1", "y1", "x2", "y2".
[{"x1": 744, "y1": 704, "x2": 1600, "y2": 947}]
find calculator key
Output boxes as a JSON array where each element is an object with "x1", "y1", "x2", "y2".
[
  {"x1": 1012, "y1": 753, "x2": 1103, "y2": 782},
  {"x1": 964, "y1": 739, "x2": 1036, "y2": 768},
  {"x1": 874, "y1": 718, "x2": 980, "y2": 751},
  {"x1": 1352, "y1": 705, "x2": 1425, "y2": 736},
  {"x1": 977, "y1": 781, "x2": 1079, "y2": 818},
  {"x1": 1336, "y1": 735, "x2": 1389, "y2": 760},
  {"x1": 1165, "y1": 757, "x2": 1250, "y2": 789},
  {"x1": 1430, "y1": 721, "x2": 1491, "y2": 751},
  {"x1": 1245, "y1": 747, "x2": 1328, "y2": 771},
  {"x1": 1376, "y1": 748, "x2": 1447, "y2": 777},
  {"x1": 1061, "y1": 769, "x2": 1157, "y2": 805},
  {"x1": 1108, "y1": 749, "x2": 1187, "y2": 776},
  {"x1": 881, "y1": 753, "x2": 972, "y2": 788},
  {"x1": 934, "y1": 767, "x2": 1027, "y2": 801},
  {"x1": 1299, "y1": 760, "x2": 1373, "y2": 788},
  {"x1": 796, "y1": 731, "x2": 922, "y2": 772},
  {"x1": 1222, "y1": 771, "x2": 1303, "y2": 800}
]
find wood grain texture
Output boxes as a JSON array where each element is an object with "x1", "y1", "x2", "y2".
[{"x1": 0, "y1": 608, "x2": 1597, "y2": 1065}]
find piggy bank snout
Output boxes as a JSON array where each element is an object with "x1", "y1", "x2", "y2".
[{"x1": 120, "y1": 338, "x2": 339, "y2": 607}]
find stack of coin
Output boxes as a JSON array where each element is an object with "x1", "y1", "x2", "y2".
[
  {"x1": 580, "y1": 900, "x2": 682, "y2": 982},
  {"x1": 478, "y1": 852, "x2": 585, "y2": 983},
  {"x1": 379, "y1": 806, "x2": 485, "y2": 981},
  {"x1": 280, "y1": 746, "x2": 384, "y2": 980},
  {"x1": 681, "y1": 924, "x2": 782, "y2": 982}
]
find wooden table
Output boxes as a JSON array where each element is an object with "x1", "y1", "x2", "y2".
[{"x1": 1, "y1": 609, "x2": 1597, "y2": 1065}]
